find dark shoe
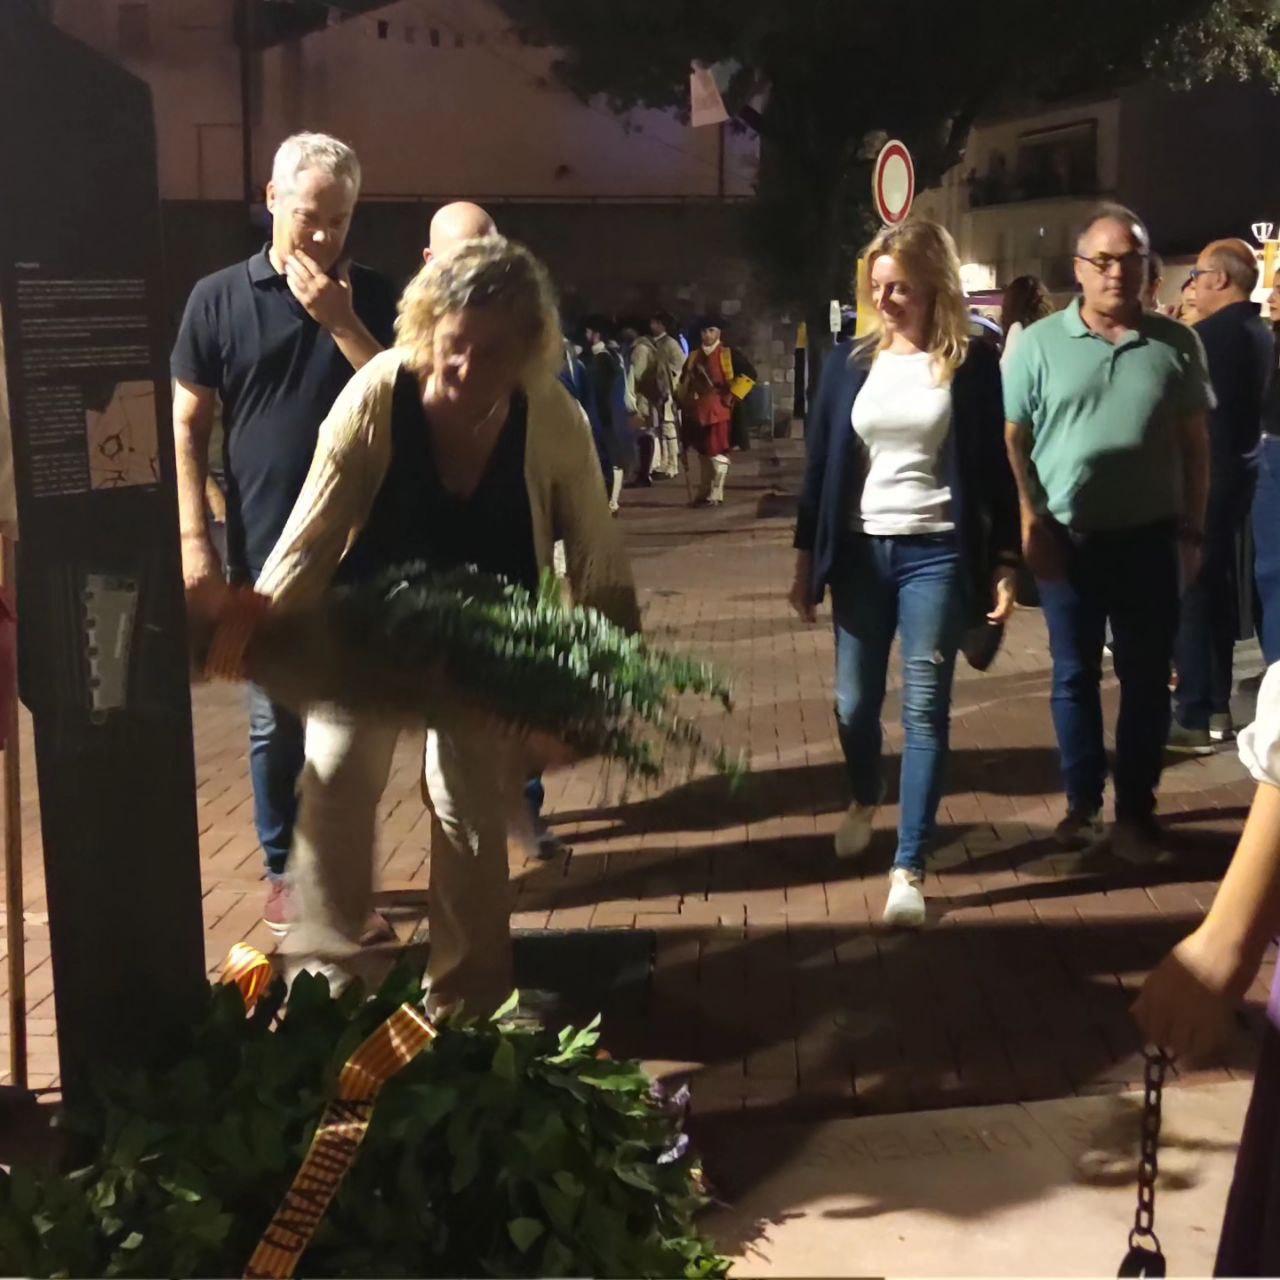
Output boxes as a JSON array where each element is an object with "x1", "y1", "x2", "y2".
[
  {"x1": 1167, "y1": 721, "x2": 1214, "y2": 755},
  {"x1": 360, "y1": 911, "x2": 397, "y2": 946},
  {"x1": 1054, "y1": 807, "x2": 1105, "y2": 851},
  {"x1": 1111, "y1": 816, "x2": 1171, "y2": 867},
  {"x1": 263, "y1": 880, "x2": 292, "y2": 935},
  {"x1": 533, "y1": 828, "x2": 571, "y2": 861},
  {"x1": 1210, "y1": 712, "x2": 1235, "y2": 743}
]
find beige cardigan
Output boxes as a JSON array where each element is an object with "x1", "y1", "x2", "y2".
[{"x1": 256, "y1": 348, "x2": 640, "y2": 632}]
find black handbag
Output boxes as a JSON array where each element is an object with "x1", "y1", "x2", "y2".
[{"x1": 961, "y1": 619, "x2": 1005, "y2": 672}]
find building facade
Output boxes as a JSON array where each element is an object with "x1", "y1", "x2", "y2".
[
  {"x1": 46, "y1": 0, "x2": 810, "y2": 423},
  {"x1": 915, "y1": 81, "x2": 1280, "y2": 307},
  {"x1": 47, "y1": 0, "x2": 759, "y2": 201}
]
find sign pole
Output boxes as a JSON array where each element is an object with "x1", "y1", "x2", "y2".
[
  {"x1": 855, "y1": 257, "x2": 873, "y2": 338},
  {"x1": 0, "y1": 7, "x2": 206, "y2": 1101},
  {"x1": 1, "y1": 538, "x2": 25, "y2": 1096}
]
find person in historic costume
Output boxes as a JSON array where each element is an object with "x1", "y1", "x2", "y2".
[
  {"x1": 1136, "y1": 659, "x2": 1280, "y2": 1275},
  {"x1": 677, "y1": 317, "x2": 756, "y2": 506},
  {"x1": 252, "y1": 236, "x2": 639, "y2": 1017},
  {"x1": 631, "y1": 310, "x2": 688, "y2": 480},
  {"x1": 583, "y1": 316, "x2": 635, "y2": 514}
]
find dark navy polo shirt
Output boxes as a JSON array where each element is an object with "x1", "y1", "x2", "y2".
[
  {"x1": 1193, "y1": 300, "x2": 1274, "y2": 469},
  {"x1": 170, "y1": 245, "x2": 398, "y2": 582}
]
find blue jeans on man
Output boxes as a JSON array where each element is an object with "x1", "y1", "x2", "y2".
[
  {"x1": 830, "y1": 532, "x2": 963, "y2": 875},
  {"x1": 1175, "y1": 465, "x2": 1252, "y2": 730},
  {"x1": 1037, "y1": 521, "x2": 1179, "y2": 822},
  {"x1": 247, "y1": 684, "x2": 305, "y2": 881},
  {"x1": 1254, "y1": 436, "x2": 1280, "y2": 665}
]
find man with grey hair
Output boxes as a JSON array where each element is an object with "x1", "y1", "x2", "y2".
[
  {"x1": 1171, "y1": 237, "x2": 1273, "y2": 750},
  {"x1": 172, "y1": 131, "x2": 398, "y2": 931},
  {"x1": 1004, "y1": 202, "x2": 1213, "y2": 864}
]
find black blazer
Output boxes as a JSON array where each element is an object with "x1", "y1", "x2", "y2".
[{"x1": 794, "y1": 340, "x2": 1020, "y2": 624}]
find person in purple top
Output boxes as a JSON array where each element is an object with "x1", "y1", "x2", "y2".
[{"x1": 1137, "y1": 660, "x2": 1280, "y2": 1275}]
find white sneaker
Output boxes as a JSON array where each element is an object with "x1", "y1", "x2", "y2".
[
  {"x1": 834, "y1": 801, "x2": 876, "y2": 858},
  {"x1": 883, "y1": 867, "x2": 926, "y2": 928}
]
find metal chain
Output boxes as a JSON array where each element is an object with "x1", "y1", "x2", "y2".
[{"x1": 1130, "y1": 1049, "x2": 1169, "y2": 1253}]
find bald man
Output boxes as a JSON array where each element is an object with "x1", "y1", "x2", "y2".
[
  {"x1": 422, "y1": 201, "x2": 497, "y2": 264},
  {"x1": 1172, "y1": 237, "x2": 1273, "y2": 749}
]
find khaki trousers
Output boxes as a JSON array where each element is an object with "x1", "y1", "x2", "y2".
[{"x1": 281, "y1": 706, "x2": 519, "y2": 1017}]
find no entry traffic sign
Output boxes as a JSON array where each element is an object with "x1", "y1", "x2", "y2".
[{"x1": 873, "y1": 139, "x2": 915, "y2": 226}]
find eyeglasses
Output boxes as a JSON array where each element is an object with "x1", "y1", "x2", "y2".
[
  {"x1": 1074, "y1": 251, "x2": 1148, "y2": 275},
  {"x1": 1186, "y1": 267, "x2": 1221, "y2": 282}
]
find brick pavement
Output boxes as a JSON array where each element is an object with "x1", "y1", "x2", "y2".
[{"x1": 0, "y1": 444, "x2": 1270, "y2": 1118}]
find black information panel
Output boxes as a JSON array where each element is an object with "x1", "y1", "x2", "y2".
[{"x1": 0, "y1": 9, "x2": 205, "y2": 1095}]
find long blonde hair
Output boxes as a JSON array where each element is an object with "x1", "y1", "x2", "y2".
[
  {"x1": 395, "y1": 235, "x2": 563, "y2": 385},
  {"x1": 857, "y1": 218, "x2": 970, "y2": 382}
]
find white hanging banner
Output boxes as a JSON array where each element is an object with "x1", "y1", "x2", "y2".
[{"x1": 690, "y1": 61, "x2": 729, "y2": 128}]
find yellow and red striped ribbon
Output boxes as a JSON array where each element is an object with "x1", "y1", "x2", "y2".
[
  {"x1": 221, "y1": 942, "x2": 274, "y2": 1012},
  {"x1": 242, "y1": 1001, "x2": 437, "y2": 1279}
]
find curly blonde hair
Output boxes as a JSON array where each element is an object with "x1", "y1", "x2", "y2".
[
  {"x1": 396, "y1": 235, "x2": 563, "y2": 384},
  {"x1": 857, "y1": 217, "x2": 970, "y2": 382}
]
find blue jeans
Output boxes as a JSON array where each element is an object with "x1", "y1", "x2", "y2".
[
  {"x1": 525, "y1": 776, "x2": 545, "y2": 824},
  {"x1": 247, "y1": 684, "x2": 305, "y2": 880},
  {"x1": 831, "y1": 532, "x2": 963, "y2": 874},
  {"x1": 1254, "y1": 436, "x2": 1280, "y2": 664},
  {"x1": 1175, "y1": 465, "x2": 1252, "y2": 729},
  {"x1": 1037, "y1": 521, "x2": 1179, "y2": 822}
]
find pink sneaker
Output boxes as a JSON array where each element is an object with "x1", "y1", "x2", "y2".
[{"x1": 263, "y1": 881, "x2": 291, "y2": 934}]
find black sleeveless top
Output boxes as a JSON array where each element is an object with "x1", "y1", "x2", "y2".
[{"x1": 335, "y1": 366, "x2": 539, "y2": 589}]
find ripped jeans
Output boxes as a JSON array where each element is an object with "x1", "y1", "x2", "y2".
[{"x1": 830, "y1": 531, "x2": 963, "y2": 874}]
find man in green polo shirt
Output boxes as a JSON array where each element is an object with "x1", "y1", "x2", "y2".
[{"x1": 1004, "y1": 203, "x2": 1212, "y2": 866}]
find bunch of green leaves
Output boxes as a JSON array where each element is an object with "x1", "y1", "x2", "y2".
[
  {"x1": 0, "y1": 966, "x2": 728, "y2": 1279},
  {"x1": 330, "y1": 564, "x2": 743, "y2": 785}
]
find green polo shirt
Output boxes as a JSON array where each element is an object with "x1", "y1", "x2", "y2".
[{"x1": 1003, "y1": 298, "x2": 1213, "y2": 531}]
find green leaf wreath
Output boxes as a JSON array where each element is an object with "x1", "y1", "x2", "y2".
[
  {"x1": 247, "y1": 564, "x2": 744, "y2": 786},
  {"x1": 0, "y1": 967, "x2": 729, "y2": 1278}
]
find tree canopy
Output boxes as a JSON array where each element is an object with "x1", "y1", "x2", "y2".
[{"x1": 498, "y1": 0, "x2": 1280, "y2": 357}]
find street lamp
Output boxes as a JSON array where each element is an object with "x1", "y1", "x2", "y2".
[{"x1": 1252, "y1": 221, "x2": 1278, "y2": 302}]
